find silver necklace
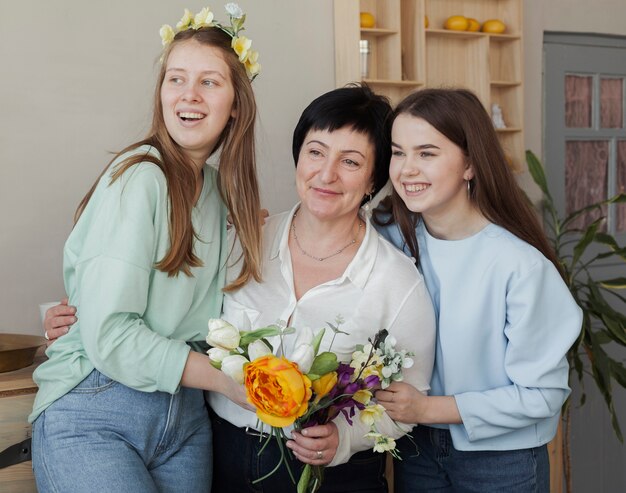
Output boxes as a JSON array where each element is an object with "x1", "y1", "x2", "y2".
[{"x1": 291, "y1": 212, "x2": 362, "y2": 262}]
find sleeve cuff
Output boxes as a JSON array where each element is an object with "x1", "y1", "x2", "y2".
[{"x1": 156, "y1": 340, "x2": 191, "y2": 394}]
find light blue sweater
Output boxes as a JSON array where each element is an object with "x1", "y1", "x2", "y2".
[
  {"x1": 30, "y1": 145, "x2": 228, "y2": 422},
  {"x1": 377, "y1": 220, "x2": 582, "y2": 451}
]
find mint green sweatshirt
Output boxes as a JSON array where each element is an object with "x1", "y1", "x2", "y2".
[{"x1": 30, "y1": 145, "x2": 227, "y2": 422}]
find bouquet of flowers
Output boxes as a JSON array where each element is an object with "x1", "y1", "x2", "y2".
[{"x1": 206, "y1": 318, "x2": 414, "y2": 493}]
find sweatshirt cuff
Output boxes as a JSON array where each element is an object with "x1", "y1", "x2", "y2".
[{"x1": 156, "y1": 339, "x2": 191, "y2": 393}]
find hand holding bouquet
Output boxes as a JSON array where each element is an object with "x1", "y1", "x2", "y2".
[{"x1": 206, "y1": 318, "x2": 414, "y2": 493}]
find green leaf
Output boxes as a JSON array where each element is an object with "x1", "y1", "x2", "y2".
[
  {"x1": 594, "y1": 232, "x2": 620, "y2": 250},
  {"x1": 587, "y1": 283, "x2": 626, "y2": 345},
  {"x1": 607, "y1": 192, "x2": 626, "y2": 204},
  {"x1": 594, "y1": 329, "x2": 614, "y2": 345},
  {"x1": 599, "y1": 313, "x2": 626, "y2": 345},
  {"x1": 594, "y1": 249, "x2": 626, "y2": 263},
  {"x1": 297, "y1": 464, "x2": 312, "y2": 493},
  {"x1": 525, "y1": 150, "x2": 553, "y2": 203},
  {"x1": 239, "y1": 325, "x2": 295, "y2": 346},
  {"x1": 562, "y1": 204, "x2": 605, "y2": 232},
  {"x1": 610, "y1": 360, "x2": 626, "y2": 388},
  {"x1": 572, "y1": 218, "x2": 602, "y2": 267},
  {"x1": 308, "y1": 351, "x2": 339, "y2": 377},
  {"x1": 311, "y1": 328, "x2": 325, "y2": 356},
  {"x1": 599, "y1": 277, "x2": 626, "y2": 289}
]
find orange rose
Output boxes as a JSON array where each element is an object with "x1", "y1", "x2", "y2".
[
  {"x1": 244, "y1": 355, "x2": 312, "y2": 427},
  {"x1": 312, "y1": 371, "x2": 338, "y2": 403}
]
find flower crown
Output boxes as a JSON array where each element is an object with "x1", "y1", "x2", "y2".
[{"x1": 159, "y1": 3, "x2": 260, "y2": 80}]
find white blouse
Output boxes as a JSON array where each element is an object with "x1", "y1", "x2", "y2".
[{"x1": 209, "y1": 204, "x2": 436, "y2": 466}]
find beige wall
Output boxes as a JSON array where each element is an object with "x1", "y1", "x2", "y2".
[
  {"x1": 3, "y1": 0, "x2": 626, "y2": 336},
  {"x1": 0, "y1": 0, "x2": 335, "y2": 336}
]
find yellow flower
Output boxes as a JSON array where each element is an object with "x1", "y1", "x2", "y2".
[
  {"x1": 244, "y1": 355, "x2": 312, "y2": 427},
  {"x1": 159, "y1": 24, "x2": 175, "y2": 46},
  {"x1": 244, "y1": 49, "x2": 260, "y2": 78},
  {"x1": 231, "y1": 35, "x2": 252, "y2": 62},
  {"x1": 193, "y1": 7, "x2": 214, "y2": 29},
  {"x1": 312, "y1": 372, "x2": 338, "y2": 403},
  {"x1": 360, "y1": 403, "x2": 386, "y2": 427},
  {"x1": 350, "y1": 344, "x2": 383, "y2": 381},
  {"x1": 364, "y1": 432, "x2": 397, "y2": 453},
  {"x1": 353, "y1": 389, "x2": 372, "y2": 405},
  {"x1": 176, "y1": 8, "x2": 194, "y2": 31},
  {"x1": 361, "y1": 363, "x2": 383, "y2": 381}
]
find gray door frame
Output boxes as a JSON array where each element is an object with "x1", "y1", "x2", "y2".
[
  {"x1": 543, "y1": 31, "x2": 626, "y2": 493},
  {"x1": 544, "y1": 32, "x2": 626, "y2": 246}
]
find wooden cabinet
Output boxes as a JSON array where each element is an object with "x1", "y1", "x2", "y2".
[
  {"x1": 0, "y1": 358, "x2": 41, "y2": 493},
  {"x1": 334, "y1": 0, "x2": 524, "y2": 171}
]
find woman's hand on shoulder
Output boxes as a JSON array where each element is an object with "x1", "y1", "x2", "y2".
[
  {"x1": 43, "y1": 298, "x2": 76, "y2": 345},
  {"x1": 287, "y1": 423, "x2": 338, "y2": 466}
]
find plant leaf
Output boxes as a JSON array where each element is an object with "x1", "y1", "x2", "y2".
[
  {"x1": 586, "y1": 283, "x2": 626, "y2": 345},
  {"x1": 308, "y1": 351, "x2": 339, "y2": 377},
  {"x1": 572, "y1": 218, "x2": 603, "y2": 267},
  {"x1": 525, "y1": 150, "x2": 553, "y2": 203},
  {"x1": 590, "y1": 341, "x2": 624, "y2": 442},
  {"x1": 311, "y1": 328, "x2": 325, "y2": 356},
  {"x1": 610, "y1": 360, "x2": 626, "y2": 388},
  {"x1": 239, "y1": 325, "x2": 295, "y2": 346},
  {"x1": 562, "y1": 204, "x2": 605, "y2": 232},
  {"x1": 599, "y1": 277, "x2": 626, "y2": 289}
]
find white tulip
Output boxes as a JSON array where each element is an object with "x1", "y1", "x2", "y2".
[
  {"x1": 206, "y1": 319, "x2": 240, "y2": 350},
  {"x1": 291, "y1": 344, "x2": 314, "y2": 374},
  {"x1": 293, "y1": 326, "x2": 314, "y2": 348},
  {"x1": 220, "y1": 354, "x2": 249, "y2": 384},
  {"x1": 248, "y1": 340, "x2": 272, "y2": 361},
  {"x1": 207, "y1": 347, "x2": 231, "y2": 363}
]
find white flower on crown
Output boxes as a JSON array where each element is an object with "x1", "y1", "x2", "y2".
[{"x1": 225, "y1": 3, "x2": 244, "y2": 19}]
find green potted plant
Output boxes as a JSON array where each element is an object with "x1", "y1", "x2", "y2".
[{"x1": 526, "y1": 150, "x2": 626, "y2": 492}]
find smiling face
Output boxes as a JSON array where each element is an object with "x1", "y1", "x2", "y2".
[
  {"x1": 160, "y1": 39, "x2": 236, "y2": 167},
  {"x1": 296, "y1": 127, "x2": 374, "y2": 223},
  {"x1": 390, "y1": 114, "x2": 474, "y2": 222}
]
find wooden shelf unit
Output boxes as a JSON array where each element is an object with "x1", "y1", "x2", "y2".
[{"x1": 333, "y1": 0, "x2": 524, "y2": 171}]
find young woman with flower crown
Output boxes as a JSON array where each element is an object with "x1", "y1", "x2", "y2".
[
  {"x1": 30, "y1": 6, "x2": 262, "y2": 491},
  {"x1": 374, "y1": 88, "x2": 582, "y2": 492}
]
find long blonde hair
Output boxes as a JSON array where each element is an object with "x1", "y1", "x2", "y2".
[{"x1": 75, "y1": 28, "x2": 262, "y2": 290}]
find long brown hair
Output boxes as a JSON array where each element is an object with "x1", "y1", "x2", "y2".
[
  {"x1": 376, "y1": 88, "x2": 563, "y2": 277},
  {"x1": 75, "y1": 28, "x2": 262, "y2": 290}
]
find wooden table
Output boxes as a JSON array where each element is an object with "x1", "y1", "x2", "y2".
[{"x1": 0, "y1": 354, "x2": 43, "y2": 493}]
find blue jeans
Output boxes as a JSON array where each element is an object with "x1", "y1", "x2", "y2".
[
  {"x1": 393, "y1": 426, "x2": 549, "y2": 493},
  {"x1": 211, "y1": 410, "x2": 388, "y2": 493},
  {"x1": 32, "y1": 369, "x2": 212, "y2": 493}
]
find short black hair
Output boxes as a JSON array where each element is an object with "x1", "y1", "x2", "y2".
[{"x1": 292, "y1": 84, "x2": 392, "y2": 200}]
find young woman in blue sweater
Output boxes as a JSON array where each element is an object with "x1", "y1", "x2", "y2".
[{"x1": 375, "y1": 88, "x2": 582, "y2": 493}]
